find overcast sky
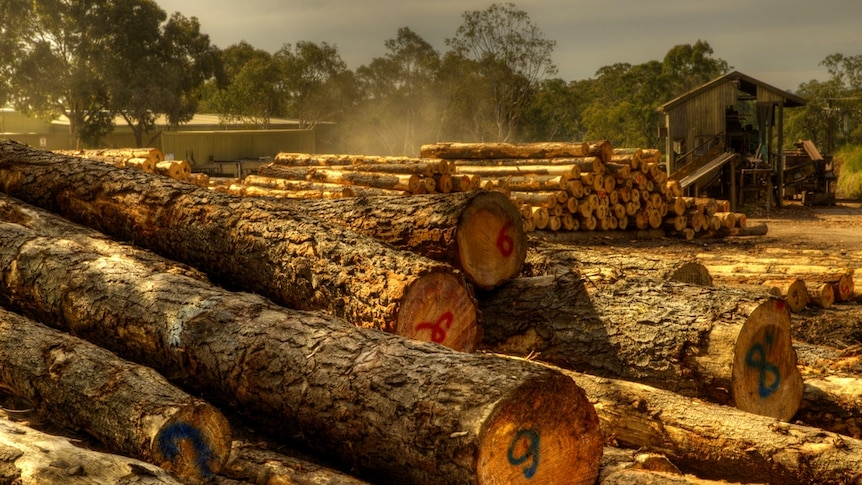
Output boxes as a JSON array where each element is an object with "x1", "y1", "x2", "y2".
[{"x1": 155, "y1": 0, "x2": 862, "y2": 92}]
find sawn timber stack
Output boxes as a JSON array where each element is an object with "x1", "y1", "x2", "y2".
[
  {"x1": 0, "y1": 192, "x2": 604, "y2": 485},
  {"x1": 0, "y1": 141, "x2": 480, "y2": 351}
]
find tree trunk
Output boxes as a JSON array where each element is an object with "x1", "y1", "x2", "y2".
[
  {"x1": 450, "y1": 164, "x2": 580, "y2": 178},
  {"x1": 221, "y1": 441, "x2": 373, "y2": 485},
  {"x1": 0, "y1": 194, "x2": 603, "y2": 485},
  {"x1": 227, "y1": 183, "x2": 355, "y2": 199},
  {"x1": 256, "y1": 164, "x2": 423, "y2": 193},
  {"x1": 0, "y1": 141, "x2": 480, "y2": 351},
  {"x1": 564, "y1": 367, "x2": 862, "y2": 485},
  {"x1": 286, "y1": 191, "x2": 527, "y2": 289},
  {"x1": 420, "y1": 141, "x2": 591, "y2": 159},
  {"x1": 478, "y1": 272, "x2": 804, "y2": 420},
  {"x1": 243, "y1": 174, "x2": 411, "y2": 196},
  {"x1": 762, "y1": 277, "x2": 809, "y2": 313},
  {"x1": 0, "y1": 308, "x2": 231, "y2": 483},
  {"x1": 0, "y1": 417, "x2": 183, "y2": 485},
  {"x1": 272, "y1": 153, "x2": 450, "y2": 174},
  {"x1": 524, "y1": 241, "x2": 714, "y2": 287}
]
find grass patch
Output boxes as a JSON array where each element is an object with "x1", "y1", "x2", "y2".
[{"x1": 834, "y1": 145, "x2": 862, "y2": 200}]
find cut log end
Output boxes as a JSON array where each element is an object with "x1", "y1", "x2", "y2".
[
  {"x1": 395, "y1": 271, "x2": 480, "y2": 352},
  {"x1": 457, "y1": 191, "x2": 527, "y2": 289},
  {"x1": 152, "y1": 402, "x2": 232, "y2": 483},
  {"x1": 477, "y1": 371, "x2": 603, "y2": 485},
  {"x1": 731, "y1": 298, "x2": 804, "y2": 421}
]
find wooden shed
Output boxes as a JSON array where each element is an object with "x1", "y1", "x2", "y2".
[{"x1": 657, "y1": 71, "x2": 806, "y2": 210}]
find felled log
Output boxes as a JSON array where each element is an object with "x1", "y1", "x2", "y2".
[
  {"x1": 762, "y1": 277, "x2": 809, "y2": 313},
  {"x1": 272, "y1": 153, "x2": 449, "y2": 173},
  {"x1": 598, "y1": 448, "x2": 743, "y2": 485},
  {"x1": 0, "y1": 141, "x2": 480, "y2": 351},
  {"x1": 563, "y1": 366, "x2": 862, "y2": 485},
  {"x1": 478, "y1": 272, "x2": 804, "y2": 420},
  {"x1": 0, "y1": 308, "x2": 231, "y2": 483},
  {"x1": 286, "y1": 191, "x2": 527, "y2": 289},
  {"x1": 798, "y1": 375, "x2": 862, "y2": 438},
  {"x1": 420, "y1": 141, "x2": 591, "y2": 159},
  {"x1": 256, "y1": 164, "x2": 423, "y2": 193},
  {"x1": 0, "y1": 194, "x2": 603, "y2": 485},
  {"x1": 450, "y1": 163, "x2": 580, "y2": 178},
  {"x1": 0, "y1": 416, "x2": 183, "y2": 485},
  {"x1": 227, "y1": 183, "x2": 355, "y2": 199},
  {"x1": 221, "y1": 440, "x2": 373, "y2": 485},
  {"x1": 808, "y1": 282, "x2": 835, "y2": 308},
  {"x1": 524, "y1": 240, "x2": 714, "y2": 286}
]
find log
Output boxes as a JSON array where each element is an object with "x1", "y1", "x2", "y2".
[
  {"x1": 478, "y1": 272, "x2": 804, "y2": 420},
  {"x1": 272, "y1": 153, "x2": 450, "y2": 175},
  {"x1": 0, "y1": 193, "x2": 603, "y2": 485},
  {"x1": 227, "y1": 183, "x2": 354, "y2": 199},
  {"x1": 221, "y1": 440, "x2": 372, "y2": 485},
  {"x1": 451, "y1": 164, "x2": 580, "y2": 178},
  {"x1": 598, "y1": 448, "x2": 743, "y2": 485},
  {"x1": 284, "y1": 191, "x2": 527, "y2": 289},
  {"x1": 155, "y1": 161, "x2": 186, "y2": 180},
  {"x1": 0, "y1": 416, "x2": 183, "y2": 484},
  {"x1": 0, "y1": 142, "x2": 480, "y2": 351},
  {"x1": 256, "y1": 164, "x2": 422, "y2": 193},
  {"x1": 524, "y1": 241, "x2": 714, "y2": 286},
  {"x1": 482, "y1": 174, "x2": 570, "y2": 191},
  {"x1": 0, "y1": 307, "x2": 231, "y2": 483},
  {"x1": 563, "y1": 366, "x2": 862, "y2": 485},
  {"x1": 420, "y1": 141, "x2": 591, "y2": 159},
  {"x1": 762, "y1": 277, "x2": 809, "y2": 313},
  {"x1": 808, "y1": 282, "x2": 836, "y2": 308}
]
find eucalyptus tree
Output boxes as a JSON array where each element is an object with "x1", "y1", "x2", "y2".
[
  {"x1": 277, "y1": 41, "x2": 352, "y2": 129},
  {"x1": 445, "y1": 2, "x2": 557, "y2": 142},
  {"x1": 9, "y1": 0, "x2": 113, "y2": 146},
  {"x1": 350, "y1": 27, "x2": 441, "y2": 155}
]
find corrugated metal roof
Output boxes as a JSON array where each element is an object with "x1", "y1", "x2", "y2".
[{"x1": 657, "y1": 71, "x2": 807, "y2": 113}]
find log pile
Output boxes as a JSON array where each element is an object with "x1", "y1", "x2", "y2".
[
  {"x1": 420, "y1": 142, "x2": 750, "y2": 239},
  {"x1": 54, "y1": 147, "x2": 196, "y2": 184},
  {"x1": 0, "y1": 140, "x2": 860, "y2": 485}
]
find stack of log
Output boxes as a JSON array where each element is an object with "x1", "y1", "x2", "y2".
[
  {"x1": 0, "y1": 140, "x2": 860, "y2": 485},
  {"x1": 420, "y1": 141, "x2": 750, "y2": 239},
  {"x1": 54, "y1": 147, "x2": 202, "y2": 185},
  {"x1": 240, "y1": 143, "x2": 751, "y2": 241}
]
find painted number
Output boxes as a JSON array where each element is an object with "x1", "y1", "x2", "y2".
[
  {"x1": 745, "y1": 332, "x2": 781, "y2": 398},
  {"x1": 416, "y1": 311, "x2": 453, "y2": 343},
  {"x1": 507, "y1": 429, "x2": 540, "y2": 479},
  {"x1": 158, "y1": 422, "x2": 216, "y2": 478},
  {"x1": 496, "y1": 222, "x2": 515, "y2": 257}
]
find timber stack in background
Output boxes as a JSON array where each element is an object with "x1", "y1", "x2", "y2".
[
  {"x1": 1, "y1": 139, "x2": 860, "y2": 484},
  {"x1": 231, "y1": 141, "x2": 755, "y2": 241}
]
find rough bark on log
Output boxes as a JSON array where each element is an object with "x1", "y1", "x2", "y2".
[
  {"x1": 0, "y1": 195, "x2": 602, "y2": 485},
  {"x1": 227, "y1": 183, "x2": 354, "y2": 199},
  {"x1": 285, "y1": 191, "x2": 527, "y2": 289},
  {"x1": 256, "y1": 164, "x2": 423, "y2": 193},
  {"x1": 0, "y1": 141, "x2": 479, "y2": 351},
  {"x1": 478, "y1": 272, "x2": 804, "y2": 420},
  {"x1": 420, "y1": 141, "x2": 591, "y2": 159},
  {"x1": 598, "y1": 448, "x2": 744, "y2": 485},
  {"x1": 221, "y1": 440, "x2": 371, "y2": 485},
  {"x1": 0, "y1": 307, "x2": 231, "y2": 483},
  {"x1": 524, "y1": 241, "x2": 714, "y2": 286},
  {"x1": 0, "y1": 416, "x2": 183, "y2": 485},
  {"x1": 563, "y1": 367, "x2": 862, "y2": 485},
  {"x1": 271, "y1": 153, "x2": 450, "y2": 174}
]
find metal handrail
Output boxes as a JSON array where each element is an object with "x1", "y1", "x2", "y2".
[{"x1": 675, "y1": 132, "x2": 725, "y2": 168}]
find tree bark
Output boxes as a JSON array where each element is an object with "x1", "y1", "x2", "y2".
[
  {"x1": 220, "y1": 441, "x2": 372, "y2": 485},
  {"x1": 256, "y1": 164, "x2": 423, "y2": 193},
  {"x1": 478, "y1": 272, "x2": 804, "y2": 420},
  {"x1": 420, "y1": 141, "x2": 591, "y2": 159},
  {"x1": 227, "y1": 183, "x2": 355, "y2": 199},
  {"x1": 286, "y1": 191, "x2": 527, "y2": 289},
  {"x1": 450, "y1": 163, "x2": 580, "y2": 178},
  {"x1": 0, "y1": 308, "x2": 231, "y2": 483},
  {"x1": 564, "y1": 367, "x2": 862, "y2": 485},
  {"x1": 272, "y1": 153, "x2": 450, "y2": 174},
  {"x1": 0, "y1": 194, "x2": 603, "y2": 485},
  {"x1": 0, "y1": 141, "x2": 480, "y2": 351},
  {"x1": 524, "y1": 240, "x2": 714, "y2": 287},
  {"x1": 0, "y1": 416, "x2": 183, "y2": 485}
]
